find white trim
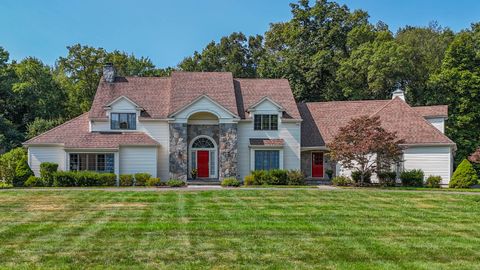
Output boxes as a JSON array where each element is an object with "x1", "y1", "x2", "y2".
[
  {"x1": 169, "y1": 94, "x2": 240, "y2": 119},
  {"x1": 104, "y1": 96, "x2": 143, "y2": 109},
  {"x1": 249, "y1": 148, "x2": 284, "y2": 171},
  {"x1": 311, "y1": 151, "x2": 325, "y2": 178},
  {"x1": 247, "y1": 97, "x2": 286, "y2": 112},
  {"x1": 188, "y1": 135, "x2": 218, "y2": 179}
]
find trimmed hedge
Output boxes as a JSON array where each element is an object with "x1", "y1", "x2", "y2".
[
  {"x1": 351, "y1": 171, "x2": 371, "y2": 184},
  {"x1": 400, "y1": 169, "x2": 424, "y2": 187},
  {"x1": 449, "y1": 159, "x2": 478, "y2": 188},
  {"x1": 40, "y1": 162, "x2": 58, "y2": 186},
  {"x1": 52, "y1": 171, "x2": 116, "y2": 187},
  {"x1": 24, "y1": 176, "x2": 44, "y2": 187},
  {"x1": 426, "y1": 175, "x2": 442, "y2": 188},
  {"x1": 120, "y1": 174, "x2": 134, "y2": 186},
  {"x1": 244, "y1": 169, "x2": 305, "y2": 186},
  {"x1": 146, "y1": 178, "x2": 162, "y2": 187},
  {"x1": 134, "y1": 173, "x2": 151, "y2": 186},
  {"x1": 377, "y1": 171, "x2": 397, "y2": 187},
  {"x1": 332, "y1": 176, "x2": 354, "y2": 186},
  {"x1": 167, "y1": 179, "x2": 186, "y2": 187},
  {"x1": 221, "y1": 178, "x2": 241, "y2": 187}
]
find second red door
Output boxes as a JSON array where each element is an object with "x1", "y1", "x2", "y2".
[
  {"x1": 197, "y1": 150, "x2": 210, "y2": 178},
  {"x1": 312, "y1": 152, "x2": 324, "y2": 178}
]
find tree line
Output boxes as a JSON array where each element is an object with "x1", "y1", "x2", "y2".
[{"x1": 0, "y1": 0, "x2": 479, "y2": 165}]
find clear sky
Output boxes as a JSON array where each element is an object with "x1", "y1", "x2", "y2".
[{"x1": 1, "y1": 0, "x2": 478, "y2": 68}]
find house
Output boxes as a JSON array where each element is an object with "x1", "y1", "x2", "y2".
[{"x1": 24, "y1": 64, "x2": 456, "y2": 185}]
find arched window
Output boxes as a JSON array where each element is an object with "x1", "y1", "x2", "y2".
[{"x1": 192, "y1": 137, "x2": 214, "y2": 148}]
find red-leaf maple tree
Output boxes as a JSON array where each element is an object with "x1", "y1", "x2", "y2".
[
  {"x1": 328, "y1": 115, "x2": 405, "y2": 185},
  {"x1": 469, "y1": 148, "x2": 480, "y2": 163}
]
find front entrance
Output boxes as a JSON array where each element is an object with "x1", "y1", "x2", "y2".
[
  {"x1": 312, "y1": 152, "x2": 324, "y2": 178},
  {"x1": 197, "y1": 150, "x2": 210, "y2": 178}
]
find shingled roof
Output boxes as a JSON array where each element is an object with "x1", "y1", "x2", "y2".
[
  {"x1": 89, "y1": 71, "x2": 301, "y2": 120},
  {"x1": 413, "y1": 105, "x2": 448, "y2": 118},
  {"x1": 24, "y1": 113, "x2": 159, "y2": 149},
  {"x1": 298, "y1": 98, "x2": 454, "y2": 148}
]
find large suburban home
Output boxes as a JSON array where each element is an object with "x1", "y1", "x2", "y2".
[{"x1": 24, "y1": 64, "x2": 456, "y2": 185}]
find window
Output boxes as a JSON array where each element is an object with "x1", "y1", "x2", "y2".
[
  {"x1": 254, "y1": 150, "x2": 280, "y2": 170},
  {"x1": 69, "y1": 153, "x2": 114, "y2": 173},
  {"x1": 254, "y1": 114, "x2": 278, "y2": 130},
  {"x1": 192, "y1": 137, "x2": 215, "y2": 148},
  {"x1": 111, "y1": 113, "x2": 136, "y2": 130}
]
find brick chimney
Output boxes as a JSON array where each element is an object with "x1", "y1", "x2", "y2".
[
  {"x1": 103, "y1": 63, "x2": 115, "y2": 83},
  {"x1": 392, "y1": 88, "x2": 405, "y2": 101}
]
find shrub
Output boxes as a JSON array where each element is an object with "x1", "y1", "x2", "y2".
[
  {"x1": 0, "y1": 182, "x2": 13, "y2": 189},
  {"x1": 40, "y1": 162, "x2": 58, "y2": 186},
  {"x1": 14, "y1": 157, "x2": 34, "y2": 187},
  {"x1": 98, "y1": 173, "x2": 116, "y2": 186},
  {"x1": 221, "y1": 177, "x2": 241, "y2": 187},
  {"x1": 134, "y1": 173, "x2": 151, "y2": 186},
  {"x1": 400, "y1": 169, "x2": 424, "y2": 187},
  {"x1": 351, "y1": 171, "x2": 371, "y2": 184},
  {"x1": 325, "y1": 169, "x2": 334, "y2": 179},
  {"x1": 377, "y1": 171, "x2": 397, "y2": 187},
  {"x1": 120, "y1": 174, "x2": 134, "y2": 186},
  {"x1": 287, "y1": 170, "x2": 305, "y2": 185},
  {"x1": 53, "y1": 171, "x2": 76, "y2": 187},
  {"x1": 0, "y1": 147, "x2": 27, "y2": 185},
  {"x1": 167, "y1": 179, "x2": 186, "y2": 187},
  {"x1": 146, "y1": 177, "x2": 162, "y2": 187},
  {"x1": 268, "y1": 169, "x2": 288, "y2": 185},
  {"x1": 449, "y1": 159, "x2": 478, "y2": 188},
  {"x1": 244, "y1": 174, "x2": 254, "y2": 186},
  {"x1": 332, "y1": 176, "x2": 354, "y2": 186},
  {"x1": 75, "y1": 171, "x2": 100, "y2": 186},
  {"x1": 251, "y1": 170, "x2": 268, "y2": 185},
  {"x1": 426, "y1": 175, "x2": 442, "y2": 188},
  {"x1": 24, "y1": 176, "x2": 44, "y2": 187}
]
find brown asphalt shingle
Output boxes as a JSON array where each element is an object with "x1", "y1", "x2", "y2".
[
  {"x1": 24, "y1": 113, "x2": 159, "y2": 148},
  {"x1": 413, "y1": 105, "x2": 448, "y2": 118},
  {"x1": 249, "y1": 138, "x2": 285, "y2": 146}
]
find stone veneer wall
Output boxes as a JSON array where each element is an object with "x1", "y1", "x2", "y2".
[
  {"x1": 219, "y1": 123, "x2": 238, "y2": 179},
  {"x1": 169, "y1": 123, "x2": 188, "y2": 180}
]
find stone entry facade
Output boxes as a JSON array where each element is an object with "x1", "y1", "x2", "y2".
[{"x1": 169, "y1": 123, "x2": 238, "y2": 181}]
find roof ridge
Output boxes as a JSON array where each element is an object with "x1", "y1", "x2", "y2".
[
  {"x1": 305, "y1": 99, "x2": 390, "y2": 105},
  {"x1": 375, "y1": 98, "x2": 455, "y2": 145},
  {"x1": 23, "y1": 112, "x2": 88, "y2": 144}
]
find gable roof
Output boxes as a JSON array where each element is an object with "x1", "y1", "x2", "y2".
[
  {"x1": 89, "y1": 72, "x2": 301, "y2": 120},
  {"x1": 298, "y1": 98, "x2": 454, "y2": 148},
  {"x1": 24, "y1": 113, "x2": 159, "y2": 148},
  {"x1": 234, "y1": 79, "x2": 301, "y2": 119},
  {"x1": 413, "y1": 105, "x2": 448, "y2": 118}
]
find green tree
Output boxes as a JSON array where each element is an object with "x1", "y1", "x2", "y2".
[
  {"x1": 429, "y1": 24, "x2": 480, "y2": 163},
  {"x1": 0, "y1": 147, "x2": 27, "y2": 184},
  {"x1": 26, "y1": 117, "x2": 65, "y2": 139},
  {"x1": 14, "y1": 157, "x2": 33, "y2": 187},
  {"x1": 449, "y1": 159, "x2": 479, "y2": 188},
  {"x1": 179, "y1": 32, "x2": 263, "y2": 78},
  {"x1": 0, "y1": 115, "x2": 23, "y2": 152}
]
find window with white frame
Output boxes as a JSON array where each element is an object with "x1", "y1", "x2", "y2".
[
  {"x1": 254, "y1": 114, "x2": 278, "y2": 130},
  {"x1": 254, "y1": 150, "x2": 280, "y2": 170},
  {"x1": 111, "y1": 113, "x2": 136, "y2": 130},
  {"x1": 189, "y1": 136, "x2": 217, "y2": 178},
  {"x1": 69, "y1": 153, "x2": 114, "y2": 173}
]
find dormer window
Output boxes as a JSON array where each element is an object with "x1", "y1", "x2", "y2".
[
  {"x1": 254, "y1": 114, "x2": 278, "y2": 130},
  {"x1": 111, "y1": 113, "x2": 136, "y2": 130}
]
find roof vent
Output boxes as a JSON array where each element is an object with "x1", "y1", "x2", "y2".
[
  {"x1": 392, "y1": 88, "x2": 405, "y2": 101},
  {"x1": 103, "y1": 63, "x2": 116, "y2": 83}
]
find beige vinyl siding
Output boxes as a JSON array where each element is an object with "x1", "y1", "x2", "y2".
[
  {"x1": 403, "y1": 146, "x2": 452, "y2": 185},
  {"x1": 119, "y1": 146, "x2": 158, "y2": 177},
  {"x1": 237, "y1": 121, "x2": 301, "y2": 180},
  {"x1": 28, "y1": 146, "x2": 65, "y2": 176}
]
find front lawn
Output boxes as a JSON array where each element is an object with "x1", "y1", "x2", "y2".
[{"x1": 1, "y1": 189, "x2": 480, "y2": 269}]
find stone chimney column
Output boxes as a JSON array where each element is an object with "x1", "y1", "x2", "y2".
[
  {"x1": 103, "y1": 63, "x2": 116, "y2": 83},
  {"x1": 392, "y1": 88, "x2": 405, "y2": 101}
]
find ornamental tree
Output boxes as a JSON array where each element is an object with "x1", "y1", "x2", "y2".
[{"x1": 328, "y1": 115, "x2": 405, "y2": 185}]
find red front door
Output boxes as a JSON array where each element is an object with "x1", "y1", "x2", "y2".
[
  {"x1": 312, "y1": 152, "x2": 324, "y2": 178},
  {"x1": 197, "y1": 151, "x2": 210, "y2": 178}
]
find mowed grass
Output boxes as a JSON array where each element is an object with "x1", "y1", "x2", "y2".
[{"x1": 0, "y1": 189, "x2": 480, "y2": 269}]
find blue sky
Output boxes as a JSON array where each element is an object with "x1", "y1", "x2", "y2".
[{"x1": 1, "y1": 0, "x2": 478, "y2": 68}]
